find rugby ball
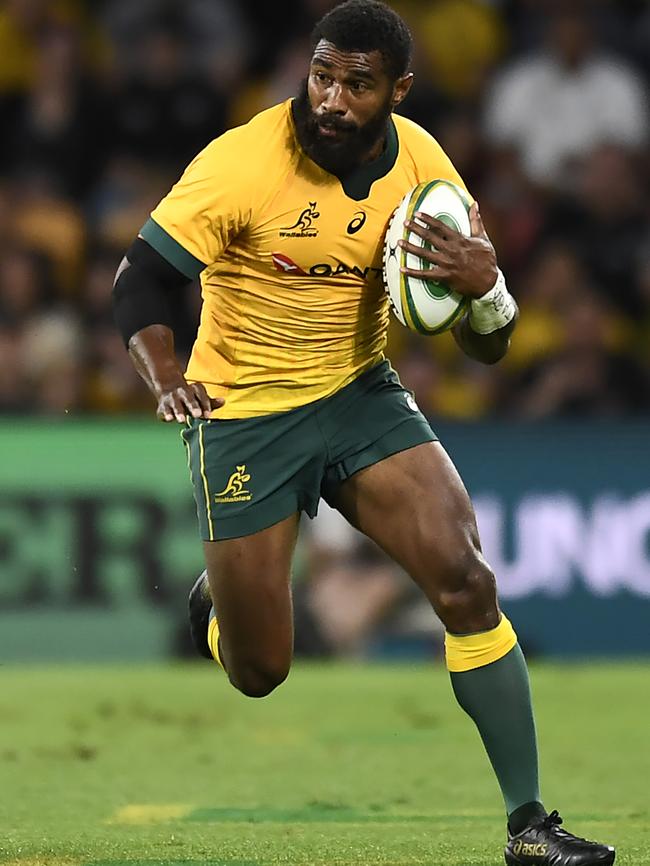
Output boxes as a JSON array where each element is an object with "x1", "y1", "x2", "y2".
[{"x1": 383, "y1": 179, "x2": 471, "y2": 334}]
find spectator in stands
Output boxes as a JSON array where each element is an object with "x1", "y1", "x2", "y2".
[
  {"x1": 506, "y1": 289, "x2": 648, "y2": 418},
  {"x1": 22, "y1": 308, "x2": 85, "y2": 414},
  {"x1": 8, "y1": 171, "x2": 86, "y2": 293},
  {"x1": 0, "y1": 0, "x2": 108, "y2": 177},
  {"x1": 474, "y1": 143, "x2": 545, "y2": 279},
  {"x1": 503, "y1": 243, "x2": 584, "y2": 374},
  {"x1": 411, "y1": 0, "x2": 506, "y2": 104},
  {"x1": 102, "y1": 0, "x2": 249, "y2": 83},
  {"x1": 484, "y1": 2, "x2": 647, "y2": 188},
  {"x1": 0, "y1": 0, "x2": 60, "y2": 94},
  {"x1": 0, "y1": 245, "x2": 53, "y2": 326},
  {"x1": 540, "y1": 144, "x2": 648, "y2": 317},
  {"x1": 6, "y1": 23, "x2": 109, "y2": 199},
  {"x1": 0, "y1": 325, "x2": 27, "y2": 412},
  {"x1": 112, "y1": 25, "x2": 226, "y2": 171},
  {"x1": 83, "y1": 325, "x2": 152, "y2": 414}
]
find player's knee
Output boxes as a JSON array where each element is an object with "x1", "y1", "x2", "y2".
[
  {"x1": 433, "y1": 545, "x2": 498, "y2": 633},
  {"x1": 228, "y1": 658, "x2": 290, "y2": 699}
]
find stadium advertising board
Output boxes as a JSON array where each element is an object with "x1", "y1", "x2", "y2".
[{"x1": 1, "y1": 420, "x2": 649, "y2": 660}]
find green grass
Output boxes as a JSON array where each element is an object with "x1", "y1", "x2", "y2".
[{"x1": 0, "y1": 662, "x2": 648, "y2": 866}]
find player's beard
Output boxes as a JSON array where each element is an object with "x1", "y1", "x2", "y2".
[{"x1": 292, "y1": 78, "x2": 393, "y2": 177}]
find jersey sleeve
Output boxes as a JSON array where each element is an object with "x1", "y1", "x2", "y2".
[{"x1": 142, "y1": 129, "x2": 253, "y2": 279}]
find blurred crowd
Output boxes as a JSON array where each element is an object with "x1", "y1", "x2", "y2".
[{"x1": 0, "y1": 0, "x2": 648, "y2": 420}]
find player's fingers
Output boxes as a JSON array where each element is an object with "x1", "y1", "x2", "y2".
[
  {"x1": 413, "y1": 212, "x2": 458, "y2": 240},
  {"x1": 400, "y1": 265, "x2": 450, "y2": 281},
  {"x1": 179, "y1": 388, "x2": 204, "y2": 420},
  {"x1": 404, "y1": 223, "x2": 448, "y2": 248},
  {"x1": 170, "y1": 394, "x2": 189, "y2": 423},
  {"x1": 398, "y1": 239, "x2": 446, "y2": 265},
  {"x1": 190, "y1": 382, "x2": 221, "y2": 418},
  {"x1": 401, "y1": 240, "x2": 455, "y2": 271},
  {"x1": 157, "y1": 394, "x2": 185, "y2": 423},
  {"x1": 469, "y1": 202, "x2": 487, "y2": 239},
  {"x1": 157, "y1": 404, "x2": 175, "y2": 423}
]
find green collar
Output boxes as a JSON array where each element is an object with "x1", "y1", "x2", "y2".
[
  {"x1": 291, "y1": 100, "x2": 399, "y2": 201},
  {"x1": 338, "y1": 118, "x2": 399, "y2": 201}
]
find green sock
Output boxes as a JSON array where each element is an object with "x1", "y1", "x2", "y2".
[{"x1": 449, "y1": 643, "x2": 542, "y2": 817}]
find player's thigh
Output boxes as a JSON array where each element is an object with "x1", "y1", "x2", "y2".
[
  {"x1": 203, "y1": 512, "x2": 300, "y2": 682},
  {"x1": 332, "y1": 441, "x2": 499, "y2": 632}
]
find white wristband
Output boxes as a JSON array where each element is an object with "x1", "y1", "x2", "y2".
[{"x1": 469, "y1": 269, "x2": 517, "y2": 335}]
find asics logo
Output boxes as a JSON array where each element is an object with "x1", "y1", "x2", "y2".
[
  {"x1": 512, "y1": 841, "x2": 548, "y2": 857},
  {"x1": 347, "y1": 211, "x2": 366, "y2": 234}
]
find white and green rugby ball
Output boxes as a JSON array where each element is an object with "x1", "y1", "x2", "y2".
[{"x1": 383, "y1": 179, "x2": 471, "y2": 334}]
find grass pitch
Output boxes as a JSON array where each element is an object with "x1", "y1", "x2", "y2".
[{"x1": 1, "y1": 662, "x2": 648, "y2": 866}]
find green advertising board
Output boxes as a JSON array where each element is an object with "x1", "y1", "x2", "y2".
[
  {"x1": 1, "y1": 419, "x2": 649, "y2": 661},
  {"x1": 439, "y1": 422, "x2": 650, "y2": 657},
  {"x1": 0, "y1": 420, "x2": 203, "y2": 661}
]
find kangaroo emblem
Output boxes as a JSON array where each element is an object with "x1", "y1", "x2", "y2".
[
  {"x1": 216, "y1": 465, "x2": 251, "y2": 498},
  {"x1": 284, "y1": 202, "x2": 320, "y2": 231}
]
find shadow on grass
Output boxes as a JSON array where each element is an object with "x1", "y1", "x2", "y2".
[
  {"x1": 185, "y1": 805, "x2": 494, "y2": 824},
  {"x1": 89, "y1": 862, "x2": 260, "y2": 866}
]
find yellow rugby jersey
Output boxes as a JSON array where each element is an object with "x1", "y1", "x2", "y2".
[{"x1": 142, "y1": 99, "x2": 468, "y2": 418}]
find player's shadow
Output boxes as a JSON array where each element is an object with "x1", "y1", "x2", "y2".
[
  {"x1": 89, "y1": 861, "x2": 260, "y2": 866},
  {"x1": 186, "y1": 804, "x2": 436, "y2": 824}
]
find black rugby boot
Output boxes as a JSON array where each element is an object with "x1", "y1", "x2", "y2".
[
  {"x1": 188, "y1": 570, "x2": 213, "y2": 659},
  {"x1": 504, "y1": 809, "x2": 615, "y2": 866}
]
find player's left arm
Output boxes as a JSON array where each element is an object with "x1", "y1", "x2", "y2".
[{"x1": 399, "y1": 202, "x2": 518, "y2": 364}]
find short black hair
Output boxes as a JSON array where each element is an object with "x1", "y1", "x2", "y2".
[{"x1": 311, "y1": 0, "x2": 412, "y2": 81}]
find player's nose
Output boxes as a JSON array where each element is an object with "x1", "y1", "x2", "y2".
[{"x1": 320, "y1": 82, "x2": 348, "y2": 115}]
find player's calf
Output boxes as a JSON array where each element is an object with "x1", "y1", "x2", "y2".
[{"x1": 188, "y1": 570, "x2": 291, "y2": 698}]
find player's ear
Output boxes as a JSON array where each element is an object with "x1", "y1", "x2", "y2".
[{"x1": 391, "y1": 72, "x2": 413, "y2": 108}]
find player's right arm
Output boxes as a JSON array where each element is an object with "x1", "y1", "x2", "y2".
[
  {"x1": 112, "y1": 239, "x2": 222, "y2": 422},
  {"x1": 112, "y1": 129, "x2": 254, "y2": 421}
]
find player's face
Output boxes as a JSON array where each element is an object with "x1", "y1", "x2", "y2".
[{"x1": 293, "y1": 40, "x2": 412, "y2": 176}]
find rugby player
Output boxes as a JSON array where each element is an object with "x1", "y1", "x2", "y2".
[{"x1": 113, "y1": 2, "x2": 615, "y2": 863}]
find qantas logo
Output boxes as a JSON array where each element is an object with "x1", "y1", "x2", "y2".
[
  {"x1": 272, "y1": 253, "x2": 307, "y2": 275},
  {"x1": 271, "y1": 254, "x2": 381, "y2": 281},
  {"x1": 309, "y1": 262, "x2": 382, "y2": 279}
]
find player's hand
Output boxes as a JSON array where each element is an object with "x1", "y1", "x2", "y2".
[
  {"x1": 398, "y1": 202, "x2": 498, "y2": 298},
  {"x1": 155, "y1": 379, "x2": 224, "y2": 423}
]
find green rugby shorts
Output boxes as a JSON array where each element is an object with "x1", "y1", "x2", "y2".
[{"x1": 181, "y1": 360, "x2": 437, "y2": 540}]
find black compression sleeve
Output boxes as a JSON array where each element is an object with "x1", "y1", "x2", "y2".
[{"x1": 112, "y1": 237, "x2": 193, "y2": 347}]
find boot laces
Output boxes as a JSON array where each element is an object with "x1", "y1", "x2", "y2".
[
  {"x1": 542, "y1": 810, "x2": 563, "y2": 830},
  {"x1": 541, "y1": 810, "x2": 590, "y2": 845}
]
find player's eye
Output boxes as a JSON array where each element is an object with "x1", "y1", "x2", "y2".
[
  {"x1": 350, "y1": 80, "x2": 369, "y2": 93},
  {"x1": 315, "y1": 71, "x2": 332, "y2": 84}
]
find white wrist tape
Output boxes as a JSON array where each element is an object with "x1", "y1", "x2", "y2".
[{"x1": 469, "y1": 269, "x2": 517, "y2": 335}]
